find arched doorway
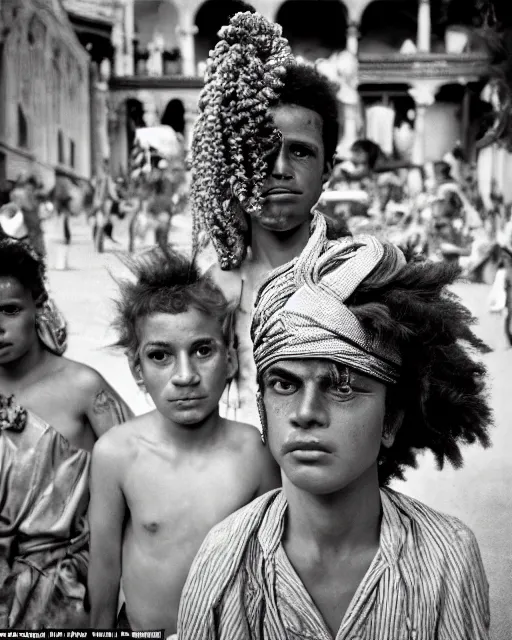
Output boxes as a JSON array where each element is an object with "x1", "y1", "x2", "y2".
[
  {"x1": 359, "y1": 1, "x2": 417, "y2": 54},
  {"x1": 134, "y1": 0, "x2": 180, "y2": 74},
  {"x1": 161, "y1": 98, "x2": 185, "y2": 134},
  {"x1": 194, "y1": 0, "x2": 255, "y2": 69},
  {"x1": 275, "y1": 0, "x2": 347, "y2": 61}
]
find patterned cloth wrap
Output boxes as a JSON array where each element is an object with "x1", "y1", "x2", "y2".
[
  {"x1": 251, "y1": 213, "x2": 406, "y2": 386},
  {"x1": 1, "y1": 236, "x2": 67, "y2": 355}
]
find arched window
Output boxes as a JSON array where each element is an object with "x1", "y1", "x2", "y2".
[
  {"x1": 17, "y1": 105, "x2": 28, "y2": 148},
  {"x1": 161, "y1": 99, "x2": 185, "y2": 134},
  {"x1": 275, "y1": 0, "x2": 347, "y2": 61},
  {"x1": 194, "y1": 0, "x2": 255, "y2": 67}
]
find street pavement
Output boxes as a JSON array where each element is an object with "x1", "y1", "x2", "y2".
[{"x1": 44, "y1": 213, "x2": 512, "y2": 640}]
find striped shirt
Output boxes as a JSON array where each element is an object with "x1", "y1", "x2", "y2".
[{"x1": 177, "y1": 488, "x2": 490, "y2": 640}]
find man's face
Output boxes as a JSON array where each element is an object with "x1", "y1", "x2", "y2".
[
  {"x1": 262, "y1": 359, "x2": 392, "y2": 495},
  {"x1": 0, "y1": 277, "x2": 39, "y2": 365},
  {"x1": 136, "y1": 308, "x2": 235, "y2": 427},
  {"x1": 255, "y1": 104, "x2": 330, "y2": 233}
]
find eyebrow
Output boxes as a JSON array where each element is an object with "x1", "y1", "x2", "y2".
[
  {"x1": 286, "y1": 137, "x2": 320, "y2": 152},
  {"x1": 143, "y1": 337, "x2": 217, "y2": 349},
  {"x1": 264, "y1": 364, "x2": 371, "y2": 387}
]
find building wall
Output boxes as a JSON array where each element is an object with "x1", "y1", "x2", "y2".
[
  {"x1": 424, "y1": 102, "x2": 460, "y2": 162},
  {"x1": 0, "y1": 0, "x2": 91, "y2": 188}
]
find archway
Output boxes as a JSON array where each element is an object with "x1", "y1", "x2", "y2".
[
  {"x1": 194, "y1": 0, "x2": 255, "y2": 69},
  {"x1": 275, "y1": 0, "x2": 347, "y2": 61},
  {"x1": 134, "y1": 0, "x2": 179, "y2": 51},
  {"x1": 431, "y1": 0, "x2": 487, "y2": 53},
  {"x1": 359, "y1": 1, "x2": 417, "y2": 54},
  {"x1": 161, "y1": 98, "x2": 185, "y2": 134},
  {"x1": 134, "y1": 0, "x2": 180, "y2": 73}
]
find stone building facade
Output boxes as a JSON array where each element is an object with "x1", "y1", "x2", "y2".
[
  {"x1": 0, "y1": 0, "x2": 91, "y2": 188},
  {"x1": 102, "y1": 0, "x2": 490, "y2": 175}
]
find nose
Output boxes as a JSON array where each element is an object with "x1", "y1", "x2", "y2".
[
  {"x1": 170, "y1": 352, "x2": 200, "y2": 387},
  {"x1": 290, "y1": 383, "x2": 328, "y2": 430},
  {"x1": 270, "y1": 145, "x2": 293, "y2": 181}
]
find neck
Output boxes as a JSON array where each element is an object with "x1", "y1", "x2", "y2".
[
  {"x1": 283, "y1": 465, "x2": 381, "y2": 555},
  {"x1": 155, "y1": 406, "x2": 223, "y2": 451},
  {"x1": 250, "y1": 220, "x2": 311, "y2": 271},
  {"x1": 0, "y1": 341, "x2": 48, "y2": 387}
]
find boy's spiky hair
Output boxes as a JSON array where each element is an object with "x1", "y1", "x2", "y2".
[
  {"x1": 0, "y1": 238, "x2": 47, "y2": 303},
  {"x1": 345, "y1": 257, "x2": 493, "y2": 485},
  {"x1": 112, "y1": 248, "x2": 235, "y2": 361}
]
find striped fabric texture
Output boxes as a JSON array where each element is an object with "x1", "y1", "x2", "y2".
[{"x1": 177, "y1": 489, "x2": 489, "y2": 640}]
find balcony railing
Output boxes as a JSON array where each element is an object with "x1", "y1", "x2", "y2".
[
  {"x1": 358, "y1": 52, "x2": 490, "y2": 83},
  {"x1": 110, "y1": 51, "x2": 490, "y2": 90}
]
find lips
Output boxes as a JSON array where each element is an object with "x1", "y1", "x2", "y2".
[
  {"x1": 263, "y1": 187, "x2": 300, "y2": 197},
  {"x1": 0, "y1": 342, "x2": 11, "y2": 350},
  {"x1": 170, "y1": 396, "x2": 206, "y2": 403},
  {"x1": 283, "y1": 440, "x2": 331, "y2": 454}
]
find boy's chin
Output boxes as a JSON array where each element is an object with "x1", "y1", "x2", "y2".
[{"x1": 165, "y1": 408, "x2": 215, "y2": 428}]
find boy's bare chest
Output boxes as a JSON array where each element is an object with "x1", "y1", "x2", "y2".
[{"x1": 124, "y1": 452, "x2": 258, "y2": 539}]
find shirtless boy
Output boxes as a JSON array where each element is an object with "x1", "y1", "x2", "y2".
[
  {"x1": 87, "y1": 248, "x2": 280, "y2": 636},
  {"x1": 0, "y1": 238, "x2": 131, "y2": 628}
]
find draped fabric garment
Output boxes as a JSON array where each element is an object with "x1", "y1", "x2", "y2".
[
  {"x1": 177, "y1": 489, "x2": 490, "y2": 640},
  {"x1": 251, "y1": 214, "x2": 405, "y2": 386},
  {"x1": 0, "y1": 400, "x2": 90, "y2": 629}
]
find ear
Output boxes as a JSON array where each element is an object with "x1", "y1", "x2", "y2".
[
  {"x1": 381, "y1": 408, "x2": 404, "y2": 449},
  {"x1": 225, "y1": 343, "x2": 238, "y2": 381},
  {"x1": 128, "y1": 354, "x2": 144, "y2": 386}
]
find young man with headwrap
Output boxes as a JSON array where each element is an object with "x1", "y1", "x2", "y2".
[
  {"x1": 191, "y1": 11, "x2": 340, "y2": 428},
  {"x1": 0, "y1": 238, "x2": 132, "y2": 629},
  {"x1": 177, "y1": 214, "x2": 492, "y2": 639}
]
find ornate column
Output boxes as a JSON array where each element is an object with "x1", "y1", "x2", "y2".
[
  {"x1": 346, "y1": 21, "x2": 359, "y2": 57},
  {"x1": 112, "y1": 21, "x2": 125, "y2": 77},
  {"x1": 124, "y1": 0, "x2": 135, "y2": 76},
  {"x1": 91, "y1": 61, "x2": 110, "y2": 174},
  {"x1": 417, "y1": 0, "x2": 431, "y2": 53},
  {"x1": 409, "y1": 82, "x2": 437, "y2": 165},
  {"x1": 177, "y1": 9, "x2": 198, "y2": 77}
]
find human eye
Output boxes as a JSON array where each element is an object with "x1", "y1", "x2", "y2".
[
  {"x1": 291, "y1": 144, "x2": 314, "y2": 159},
  {"x1": 330, "y1": 383, "x2": 355, "y2": 401},
  {"x1": 267, "y1": 377, "x2": 297, "y2": 395},
  {"x1": 195, "y1": 342, "x2": 214, "y2": 358},
  {"x1": 0, "y1": 305, "x2": 21, "y2": 316},
  {"x1": 147, "y1": 349, "x2": 171, "y2": 364}
]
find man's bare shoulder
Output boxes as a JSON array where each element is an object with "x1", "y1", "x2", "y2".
[{"x1": 205, "y1": 263, "x2": 242, "y2": 304}]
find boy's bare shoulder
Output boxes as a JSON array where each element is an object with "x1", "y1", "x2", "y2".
[
  {"x1": 93, "y1": 412, "x2": 155, "y2": 461},
  {"x1": 50, "y1": 357, "x2": 110, "y2": 399},
  {"x1": 222, "y1": 419, "x2": 264, "y2": 454}
]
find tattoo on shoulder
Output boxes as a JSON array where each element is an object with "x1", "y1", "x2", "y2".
[{"x1": 93, "y1": 389, "x2": 127, "y2": 425}]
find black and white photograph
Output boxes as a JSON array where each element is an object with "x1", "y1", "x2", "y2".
[{"x1": 0, "y1": 0, "x2": 511, "y2": 638}]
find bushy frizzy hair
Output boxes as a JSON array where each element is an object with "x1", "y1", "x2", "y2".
[
  {"x1": 0, "y1": 238, "x2": 47, "y2": 303},
  {"x1": 190, "y1": 12, "x2": 292, "y2": 271},
  {"x1": 278, "y1": 63, "x2": 339, "y2": 166},
  {"x1": 345, "y1": 257, "x2": 493, "y2": 485},
  {"x1": 112, "y1": 248, "x2": 235, "y2": 361}
]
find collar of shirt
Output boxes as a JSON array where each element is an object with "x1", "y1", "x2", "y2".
[{"x1": 256, "y1": 489, "x2": 409, "y2": 569}]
